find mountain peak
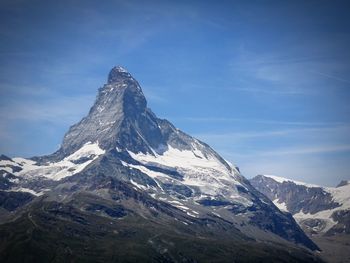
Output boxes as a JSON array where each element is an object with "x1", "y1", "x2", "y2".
[
  {"x1": 108, "y1": 65, "x2": 131, "y2": 83},
  {"x1": 54, "y1": 66, "x2": 151, "y2": 157},
  {"x1": 3, "y1": 65, "x2": 321, "y2": 254}
]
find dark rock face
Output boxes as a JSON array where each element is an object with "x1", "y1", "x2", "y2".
[
  {"x1": 250, "y1": 175, "x2": 350, "y2": 237},
  {"x1": 85, "y1": 203, "x2": 127, "y2": 218},
  {"x1": 327, "y1": 210, "x2": 350, "y2": 235},
  {"x1": 250, "y1": 175, "x2": 340, "y2": 215},
  {"x1": 107, "y1": 66, "x2": 133, "y2": 84},
  {"x1": 237, "y1": 177, "x2": 320, "y2": 251},
  {"x1": 0, "y1": 155, "x2": 12, "y2": 161},
  {"x1": 0, "y1": 171, "x2": 16, "y2": 190},
  {"x1": 0, "y1": 191, "x2": 34, "y2": 211}
]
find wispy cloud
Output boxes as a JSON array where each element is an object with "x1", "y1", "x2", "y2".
[
  {"x1": 0, "y1": 94, "x2": 95, "y2": 125},
  {"x1": 177, "y1": 117, "x2": 346, "y2": 126},
  {"x1": 195, "y1": 124, "x2": 350, "y2": 146},
  {"x1": 196, "y1": 129, "x2": 299, "y2": 141},
  {"x1": 257, "y1": 144, "x2": 350, "y2": 156},
  {"x1": 310, "y1": 70, "x2": 350, "y2": 85},
  {"x1": 228, "y1": 41, "x2": 350, "y2": 95}
]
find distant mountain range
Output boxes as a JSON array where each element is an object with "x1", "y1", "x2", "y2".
[
  {"x1": 0, "y1": 66, "x2": 323, "y2": 262},
  {"x1": 250, "y1": 174, "x2": 350, "y2": 263}
]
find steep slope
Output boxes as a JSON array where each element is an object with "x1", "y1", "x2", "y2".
[
  {"x1": 250, "y1": 174, "x2": 350, "y2": 263},
  {"x1": 250, "y1": 175, "x2": 350, "y2": 235},
  {"x1": 0, "y1": 66, "x2": 323, "y2": 262}
]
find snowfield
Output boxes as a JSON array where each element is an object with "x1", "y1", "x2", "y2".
[
  {"x1": 127, "y1": 144, "x2": 253, "y2": 206},
  {"x1": 1, "y1": 142, "x2": 105, "y2": 182}
]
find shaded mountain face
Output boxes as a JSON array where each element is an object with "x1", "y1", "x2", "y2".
[
  {"x1": 0, "y1": 66, "x2": 323, "y2": 262},
  {"x1": 250, "y1": 175, "x2": 350, "y2": 236},
  {"x1": 53, "y1": 66, "x2": 160, "y2": 157}
]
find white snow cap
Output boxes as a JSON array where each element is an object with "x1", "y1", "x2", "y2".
[{"x1": 262, "y1": 174, "x2": 320, "y2": 188}]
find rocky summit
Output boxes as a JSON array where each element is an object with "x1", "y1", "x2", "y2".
[{"x1": 0, "y1": 66, "x2": 323, "y2": 262}]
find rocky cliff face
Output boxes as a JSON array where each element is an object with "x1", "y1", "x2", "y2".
[
  {"x1": 0, "y1": 66, "x2": 323, "y2": 262},
  {"x1": 250, "y1": 175, "x2": 350, "y2": 235}
]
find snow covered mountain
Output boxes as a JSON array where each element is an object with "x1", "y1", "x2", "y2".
[
  {"x1": 250, "y1": 175, "x2": 350, "y2": 263},
  {"x1": 250, "y1": 174, "x2": 350, "y2": 235},
  {"x1": 0, "y1": 66, "x2": 323, "y2": 262}
]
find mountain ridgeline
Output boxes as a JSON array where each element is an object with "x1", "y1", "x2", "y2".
[
  {"x1": 0, "y1": 66, "x2": 323, "y2": 262},
  {"x1": 250, "y1": 175, "x2": 350, "y2": 263},
  {"x1": 250, "y1": 175, "x2": 350, "y2": 236}
]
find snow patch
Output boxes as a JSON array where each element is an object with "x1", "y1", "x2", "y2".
[
  {"x1": 130, "y1": 179, "x2": 148, "y2": 190},
  {"x1": 11, "y1": 143, "x2": 105, "y2": 181},
  {"x1": 175, "y1": 205, "x2": 190, "y2": 211},
  {"x1": 326, "y1": 183, "x2": 350, "y2": 208},
  {"x1": 263, "y1": 175, "x2": 320, "y2": 188},
  {"x1": 115, "y1": 66, "x2": 128, "y2": 73},
  {"x1": 65, "y1": 141, "x2": 105, "y2": 162},
  {"x1": 273, "y1": 199, "x2": 288, "y2": 212},
  {"x1": 294, "y1": 209, "x2": 337, "y2": 233},
  {"x1": 8, "y1": 187, "x2": 43, "y2": 196}
]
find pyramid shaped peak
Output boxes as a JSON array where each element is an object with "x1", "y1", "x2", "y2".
[
  {"x1": 113, "y1": 65, "x2": 128, "y2": 73},
  {"x1": 108, "y1": 65, "x2": 131, "y2": 83}
]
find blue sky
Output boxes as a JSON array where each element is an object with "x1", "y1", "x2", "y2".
[{"x1": 0, "y1": 0, "x2": 349, "y2": 186}]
